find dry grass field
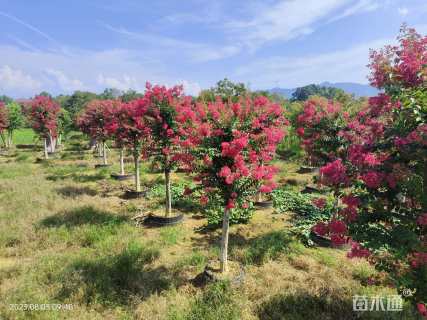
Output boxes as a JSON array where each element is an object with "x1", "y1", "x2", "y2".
[{"x1": 0, "y1": 131, "x2": 421, "y2": 320}]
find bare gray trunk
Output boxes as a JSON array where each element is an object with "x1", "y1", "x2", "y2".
[
  {"x1": 48, "y1": 135, "x2": 56, "y2": 153},
  {"x1": 134, "y1": 152, "x2": 141, "y2": 192},
  {"x1": 220, "y1": 208, "x2": 230, "y2": 273},
  {"x1": 98, "y1": 142, "x2": 103, "y2": 157},
  {"x1": 102, "y1": 141, "x2": 107, "y2": 165},
  {"x1": 120, "y1": 148, "x2": 125, "y2": 175},
  {"x1": 44, "y1": 138, "x2": 49, "y2": 159},
  {"x1": 165, "y1": 169, "x2": 172, "y2": 216},
  {"x1": 6, "y1": 131, "x2": 12, "y2": 148}
]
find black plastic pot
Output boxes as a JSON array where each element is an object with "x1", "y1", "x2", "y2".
[
  {"x1": 110, "y1": 173, "x2": 134, "y2": 181},
  {"x1": 16, "y1": 144, "x2": 36, "y2": 149},
  {"x1": 123, "y1": 190, "x2": 147, "y2": 199},
  {"x1": 35, "y1": 157, "x2": 50, "y2": 163},
  {"x1": 254, "y1": 200, "x2": 273, "y2": 209},
  {"x1": 144, "y1": 213, "x2": 184, "y2": 226},
  {"x1": 297, "y1": 166, "x2": 319, "y2": 174},
  {"x1": 95, "y1": 164, "x2": 111, "y2": 169},
  {"x1": 310, "y1": 231, "x2": 348, "y2": 249}
]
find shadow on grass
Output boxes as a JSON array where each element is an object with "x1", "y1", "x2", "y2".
[
  {"x1": 230, "y1": 230, "x2": 297, "y2": 265},
  {"x1": 257, "y1": 292, "x2": 355, "y2": 320},
  {"x1": 56, "y1": 186, "x2": 98, "y2": 198},
  {"x1": 39, "y1": 206, "x2": 128, "y2": 229},
  {"x1": 56, "y1": 242, "x2": 173, "y2": 306},
  {"x1": 47, "y1": 171, "x2": 108, "y2": 183}
]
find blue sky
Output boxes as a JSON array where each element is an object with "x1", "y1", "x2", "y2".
[{"x1": 0, "y1": 0, "x2": 426, "y2": 97}]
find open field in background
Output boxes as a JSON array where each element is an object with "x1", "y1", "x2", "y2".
[{"x1": 0, "y1": 129, "x2": 421, "y2": 319}]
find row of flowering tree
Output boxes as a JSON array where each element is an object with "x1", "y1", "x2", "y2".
[
  {"x1": 77, "y1": 87, "x2": 288, "y2": 272},
  {"x1": 301, "y1": 27, "x2": 426, "y2": 316}
]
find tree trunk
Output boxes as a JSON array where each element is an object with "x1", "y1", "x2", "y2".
[
  {"x1": 165, "y1": 169, "x2": 172, "y2": 216},
  {"x1": 102, "y1": 141, "x2": 107, "y2": 165},
  {"x1": 255, "y1": 191, "x2": 262, "y2": 202},
  {"x1": 6, "y1": 131, "x2": 12, "y2": 148},
  {"x1": 120, "y1": 148, "x2": 125, "y2": 175},
  {"x1": 98, "y1": 142, "x2": 103, "y2": 157},
  {"x1": 220, "y1": 208, "x2": 230, "y2": 273},
  {"x1": 44, "y1": 138, "x2": 49, "y2": 159},
  {"x1": 134, "y1": 152, "x2": 141, "y2": 192}
]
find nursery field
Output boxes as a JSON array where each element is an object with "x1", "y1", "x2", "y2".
[{"x1": 0, "y1": 130, "x2": 420, "y2": 320}]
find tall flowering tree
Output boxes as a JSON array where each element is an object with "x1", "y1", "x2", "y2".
[
  {"x1": 296, "y1": 96, "x2": 348, "y2": 165},
  {"x1": 141, "y1": 83, "x2": 190, "y2": 216},
  {"x1": 178, "y1": 96, "x2": 288, "y2": 272},
  {"x1": 0, "y1": 102, "x2": 8, "y2": 149},
  {"x1": 312, "y1": 27, "x2": 427, "y2": 314},
  {"x1": 106, "y1": 100, "x2": 151, "y2": 192},
  {"x1": 28, "y1": 96, "x2": 61, "y2": 159},
  {"x1": 77, "y1": 99, "x2": 119, "y2": 166}
]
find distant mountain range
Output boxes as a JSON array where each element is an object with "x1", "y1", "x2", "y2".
[{"x1": 269, "y1": 82, "x2": 379, "y2": 98}]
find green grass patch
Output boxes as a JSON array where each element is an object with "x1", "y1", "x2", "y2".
[
  {"x1": 184, "y1": 281, "x2": 241, "y2": 320},
  {"x1": 13, "y1": 128, "x2": 36, "y2": 145},
  {"x1": 160, "y1": 226, "x2": 184, "y2": 246},
  {"x1": 0, "y1": 163, "x2": 34, "y2": 179}
]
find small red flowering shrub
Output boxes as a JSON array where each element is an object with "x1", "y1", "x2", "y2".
[
  {"x1": 313, "y1": 27, "x2": 427, "y2": 310},
  {"x1": 77, "y1": 99, "x2": 120, "y2": 143},
  {"x1": 296, "y1": 96, "x2": 348, "y2": 165},
  {"x1": 28, "y1": 96, "x2": 61, "y2": 140},
  {"x1": 138, "y1": 83, "x2": 190, "y2": 172},
  {"x1": 106, "y1": 100, "x2": 151, "y2": 153},
  {"x1": 105, "y1": 99, "x2": 152, "y2": 190}
]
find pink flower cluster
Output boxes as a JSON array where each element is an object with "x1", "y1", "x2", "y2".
[
  {"x1": 178, "y1": 96, "x2": 288, "y2": 208},
  {"x1": 369, "y1": 27, "x2": 427, "y2": 89},
  {"x1": 319, "y1": 159, "x2": 348, "y2": 186}
]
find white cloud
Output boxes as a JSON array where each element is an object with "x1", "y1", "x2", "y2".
[
  {"x1": 100, "y1": 22, "x2": 241, "y2": 62},
  {"x1": 0, "y1": 65, "x2": 41, "y2": 94},
  {"x1": 97, "y1": 74, "x2": 141, "y2": 91},
  {"x1": 397, "y1": 7, "x2": 409, "y2": 16},
  {"x1": 226, "y1": 0, "x2": 382, "y2": 49},
  {"x1": 234, "y1": 38, "x2": 391, "y2": 88},
  {"x1": 329, "y1": 0, "x2": 380, "y2": 22},
  {"x1": 45, "y1": 69, "x2": 84, "y2": 91},
  {"x1": 180, "y1": 80, "x2": 201, "y2": 96}
]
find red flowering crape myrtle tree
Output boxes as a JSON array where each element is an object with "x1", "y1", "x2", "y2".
[
  {"x1": 141, "y1": 83, "x2": 190, "y2": 216},
  {"x1": 178, "y1": 96, "x2": 288, "y2": 272},
  {"x1": 0, "y1": 102, "x2": 8, "y2": 150},
  {"x1": 296, "y1": 96, "x2": 347, "y2": 166},
  {"x1": 312, "y1": 27, "x2": 427, "y2": 313},
  {"x1": 77, "y1": 100, "x2": 119, "y2": 167},
  {"x1": 28, "y1": 96, "x2": 61, "y2": 160},
  {"x1": 106, "y1": 100, "x2": 151, "y2": 192}
]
